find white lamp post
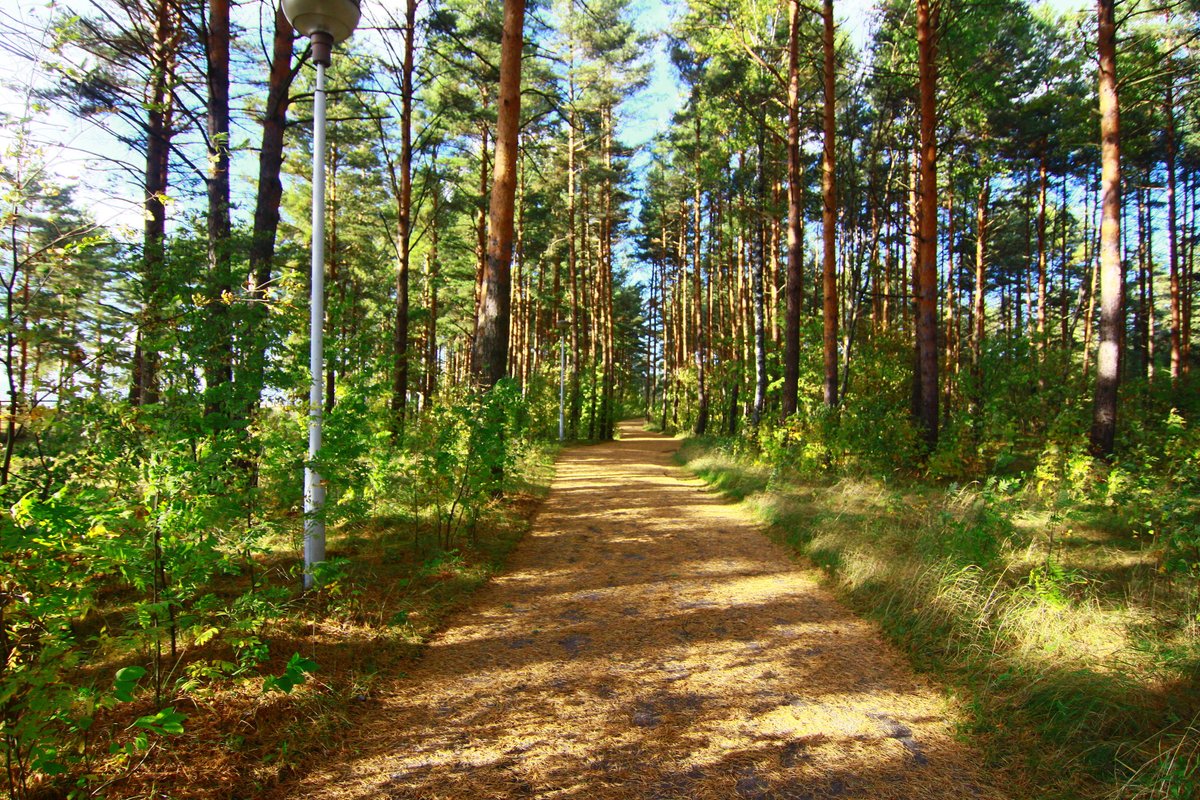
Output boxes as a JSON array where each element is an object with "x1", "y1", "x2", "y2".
[{"x1": 281, "y1": 0, "x2": 361, "y2": 590}]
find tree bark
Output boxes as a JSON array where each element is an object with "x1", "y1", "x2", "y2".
[
  {"x1": 205, "y1": 0, "x2": 233, "y2": 418},
  {"x1": 425, "y1": 165, "x2": 441, "y2": 403},
  {"x1": 1090, "y1": 0, "x2": 1123, "y2": 457},
  {"x1": 391, "y1": 0, "x2": 417, "y2": 433},
  {"x1": 821, "y1": 0, "x2": 839, "y2": 408},
  {"x1": 1035, "y1": 150, "x2": 1049, "y2": 357},
  {"x1": 472, "y1": 0, "x2": 525, "y2": 388},
  {"x1": 972, "y1": 176, "x2": 988, "y2": 380},
  {"x1": 693, "y1": 106, "x2": 708, "y2": 435},
  {"x1": 1166, "y1": 69, "x2": 1181, "y2": 381},
  {"x1": 245, "y1": 1, "x2": 295, "y2": 411},
  {"x1": 782, "y1": 0, "x2": 803, "y2": 418},
  {"x1": 131, "y1": 0, "x2": 178, "y2": 408},
  {"x1": 752, "y1": 115, "x2": 769, "y2": 424},
  {"x1": 915, "y1": 0, "x2": 940, "y2": 448}
]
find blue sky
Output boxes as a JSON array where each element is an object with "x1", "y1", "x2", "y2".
[{"x1": 616, "y1": 0, "x2": 1088, "y2": 154}]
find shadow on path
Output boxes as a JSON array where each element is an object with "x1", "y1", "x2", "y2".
[{"x1": 272, "y1": 423, "x2": 1005, "y2": 800}]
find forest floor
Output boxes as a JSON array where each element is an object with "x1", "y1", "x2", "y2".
[{"x1": 270, "y1": 422, "x2": 1007, "y2": 800}]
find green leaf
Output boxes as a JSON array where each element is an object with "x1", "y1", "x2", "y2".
[
  {"x1": 112, "y1": 666, "x2": 147, "y2": 703},
  {"x1": 262, "y1": 653, "x2": 319, "y2": 694},
  {"x1": 133, "y1": 706, "x2": 186, "y2": 736}
]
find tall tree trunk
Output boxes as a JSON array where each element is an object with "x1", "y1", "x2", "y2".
[
  {"x1": 472, "y1": 0, "x2": 525, "y2": 388},
  {"x1": 425, "y1": 168, "x2": 441, "y2": 403},
  {"x1": 821, "y1": 0, "x2": 839, "y2": 408},
  {"x1": 1136, "y1": 181, "x2": 1150, "y2": 378},
  {"x1": 1090, "y1": 0, "x2": 1123, "y2": 457},
  {"x1": 205, "y1": 0, "x2": 233, "y2": 418},
  {"x1": 752, "y1": 114, "x2": 768, "y2": 424},
  {"x1": 245, "y1": 1, "x2": 295, "y2": 411},
  {"x1": 972, "y1": 176, "x2": 988, "y2": 400},
  {"x1": 391, "y1": 0, "x2": 417, "y2": 433},
  {"x1": 566, "y1": 21, "x2": 581, "y2": 437},
  {"x1": 1166, "y1": 71, "x2": 1181, "y2": 381},
  {"x1": 782, "y1": 0, "x2": 803, "y2": 417},
  {"x1": 132, "y1": 0, "x2": 177, "y2": 408},
  {"x1": 915, "y1": 0, "x2": 940, "y2": 448},
  {"x1": 473, "y1": 124, "x2": 489, "y2": 347},
  {"x1": 693, "y1": 106, "x2": 708, "y2": 434},
  {"x1": 1035, "y1": 149, "x2": 1049, "y2": 358}
]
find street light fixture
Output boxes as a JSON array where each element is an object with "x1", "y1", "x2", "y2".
[{"x1": 281, "y1": 0, "x2": 361, "y2": 589}]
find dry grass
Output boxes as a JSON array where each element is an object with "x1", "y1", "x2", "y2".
[{"x1": 678, "y1": 440, "x2": 1200, "y2": 800}]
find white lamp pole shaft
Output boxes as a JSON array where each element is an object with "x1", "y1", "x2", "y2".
[{"x1": 304, "y1": 59, "x2": 328, "y2": 590}]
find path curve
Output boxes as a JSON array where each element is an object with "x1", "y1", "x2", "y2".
[{"x1": 278, "y1": 422, "x2": 1004, "y2": 800}]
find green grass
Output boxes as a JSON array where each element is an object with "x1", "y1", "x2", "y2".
[{"x1": 676, "y1": 439, "x2": 1200, "y2": 800}]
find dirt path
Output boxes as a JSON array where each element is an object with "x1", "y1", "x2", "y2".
[{"x1": 279, "y1": 422, "x2": 1005, "y2": 800}]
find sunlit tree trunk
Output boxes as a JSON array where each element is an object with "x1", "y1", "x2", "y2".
[
  {"x1": 972, "y1": 176, "x2": 988, "y2": 395},
  {"x1": 131, "y1": 0, "x2": 178, "y2": 408},
  {"x1": 752, "y1": 116, "x2": 768, "y2": 424},
  {"x1": 914, "y1": 0, "x2": 940, "y2": 448},
  {"x1": 472, "y1": 0, "x2": 524, "y2": 388},
  {"x1": 693, "y1": 107, "x2": 708, "y2": 434},
  {"x1": 782, "y1": 0, "x2": 803, "y2": 418},
  {"x1": 1166, "y1": 72, "x2": 1181, "y2": 381},
  {"x1": 821, "y1": 0, "x2": 839, "y2": 408},
  {"x1": 389, "y1": 0, "x2": 418, "y2": 431},
  {"x1": 245, "y1": 2, "x2": 295, "y2": 412},
  {"x1": 1090, "y1": 0, "x2": 1123, "y2": 457},
  {"x1": 1035, "y1": 150, "x2": 1049, "y2": 358},
  {"x1": 205, "y1": 0, "x2": 233, "y2": 416},
  {"x1": 425, "y1": 167, "x2": 441, "y2": 403}
]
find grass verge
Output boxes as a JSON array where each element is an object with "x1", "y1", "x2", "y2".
[{"x1": 676, "y1": 437, "x2": 1200, "y2": 800}]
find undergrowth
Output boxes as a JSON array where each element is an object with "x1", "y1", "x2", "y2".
[
  {"x1": 676, "y1": 435, "x2": 1200, "y2": 800},
  {"x1": 0, "y1": 380, "x2": 557, "y2": 799}
]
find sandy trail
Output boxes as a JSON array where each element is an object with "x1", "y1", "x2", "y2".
[{"x1": 279, "y1": 422, "x2": 1004, "y2": 800}]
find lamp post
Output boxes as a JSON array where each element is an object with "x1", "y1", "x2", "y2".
[
  {"x1": 558, "y1": 320, "x2": 568, "y2": 442},
  {"x1": 281, "y1": 0, "x2": 361, "y2": 589}
]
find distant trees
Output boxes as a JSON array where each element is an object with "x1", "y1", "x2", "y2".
[{"x1": 642, "y1": 0, "x2": 1199, "y2": 463}]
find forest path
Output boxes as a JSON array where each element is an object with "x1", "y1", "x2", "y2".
[{"x1": 279, "y1": 422, "x2": 1004, "y2": 800}]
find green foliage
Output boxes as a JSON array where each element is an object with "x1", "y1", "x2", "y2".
[
  {"x1": 262, "y1": 654, "x2": 318, "y2": 695},
  {"x1": 400, "y1": 380, "x2": 532, "y2": 549}
]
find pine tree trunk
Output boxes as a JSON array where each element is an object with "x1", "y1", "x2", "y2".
[
  {"x1": 753, "y1": 117, "x2": 769, "y2": 424},
  {"x1": 391, "y1": 0, "x2": 417, "y2": 432},
  {"x1": 1036, "y1": 150, "x2": 1049, "y2": 358},
  {"x1": 915, "y1": 0, "x2": 940, "y2": 448},
  {"x1": 821, "y1": 0, "x2": 839, "y2": 408},
  {"x1": 425, "y1": 172, "x2": 441, "y2": 403},
  {"x1": 1090, "y1": 0, "x2": 1123, "y2": 457},
  {"x1": 205, "y1": 0, "x2": 233, "y2": 417},
  {"x1": 132, "y1": 0, "x2": 177, "y2": 408},
  {"x1": 782, "y1": 0, "x2": 803, "y2": 418},
  {"x1": 693, "y1": 108, "x2": 708, "y2": 435},
  {"x1": 1166, "y1": 75, "x2": 1181, "y2": 381},
  {"x1": 972, "y1": 176, "x2": 988, "y2": 392},
  {"x1": 567, "y1": 64, "x2": 581, "y2": 438},
  {"x1": 471, "y1": 0, "x2": 524, "y2": 388},
  {"x1": 245, "y1": 2, "x2": 295, "y2": 412}
]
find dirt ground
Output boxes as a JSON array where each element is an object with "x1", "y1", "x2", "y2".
[{"x1": 273, "y1": 422, "x2": 1006, "y2": 800}]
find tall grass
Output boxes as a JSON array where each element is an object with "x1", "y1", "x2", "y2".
[{"x1": 676, "y1": 438, "x2": 1200, "y2": 800}]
